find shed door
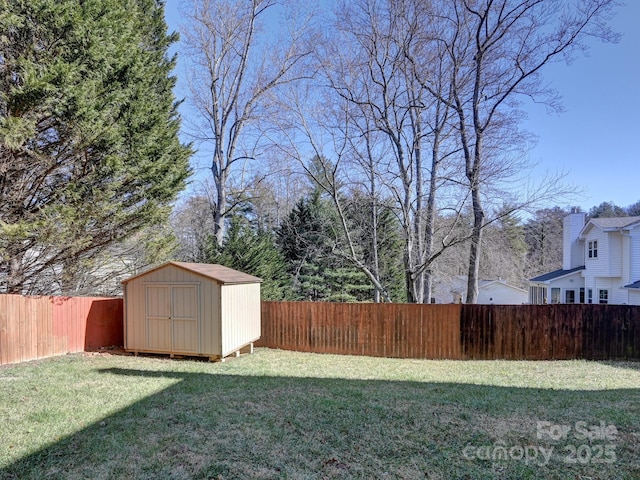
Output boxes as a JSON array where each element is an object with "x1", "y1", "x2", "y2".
[
  {"x1": 145, "y1": 284, "x2": 199, "y2": 353},
  {"x1": 171, "y1": 285, "x2": 198, "y2": 353},
  {"x1": 146, "y1": 285, "x2": 171, "y2": 351}
]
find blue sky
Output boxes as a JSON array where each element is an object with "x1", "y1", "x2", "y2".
[
  {"x1": 164, "y1": 1, "x2": 639, "y2": 212},
  {"x1": 522, "y1": 1, "x2": 640, "y2": 211}
]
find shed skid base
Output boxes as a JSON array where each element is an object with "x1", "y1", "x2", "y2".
[{"x1": 123, "y1": 349, "x2": 253, "y2": 362}]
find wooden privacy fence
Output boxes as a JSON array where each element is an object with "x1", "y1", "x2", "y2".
[
  {"x1": 258, "y1": 302, "x2": 640, "y2": 360},
  {"x1": 3, "y1": 296, "x2": 639, "y2": 364},
  {"x1": 0, "y1": 294, "x2": 123, "y2": 366}
]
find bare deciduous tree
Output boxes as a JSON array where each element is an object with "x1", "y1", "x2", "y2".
[
  {"x1": 421, "y1": 0, "x2": 618, "y2": 302},
  {"x1": 181, "y1": 0, "x2": 313, "y2": 246},
  {"x1": 317, "y1": 0, "x2": 469, "y2": 303}
]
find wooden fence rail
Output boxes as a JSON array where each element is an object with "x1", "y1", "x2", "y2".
[
  {"x1": 3, "y1": 297, "x2": 639, "y2": 365},
  {"x1": 258, "y1": 302, "x2": 640, "y2": 360},
  {"x1": 0, "y1": 294, "x2": 123, "y2": 366}
]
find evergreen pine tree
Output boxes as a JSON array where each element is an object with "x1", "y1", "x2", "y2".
[
  {"x1": 0, "y1": 0, "x2": 191, "y2": 294},
  {"x1": 206, "y1": 216, "x2": 292, "y2": 301},
  {"x1": 278, "y1": 190, "x2": 375, "y2": 302}
]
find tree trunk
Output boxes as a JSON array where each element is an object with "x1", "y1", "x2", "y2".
[
  {"x1": 7, "y1": 255, "x2": 24, "y2": 295},
  {"x1": 213, "y1": 163, "x2": 226, "y2": 248},
  {"x1": 466, "y1": 189, "x2": 484, "y2": 304},
  {"x1": 466, "y1": 128, "x2": 484, "y2": 304}
]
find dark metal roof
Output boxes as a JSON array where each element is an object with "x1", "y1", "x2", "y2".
[
  {"x1": 623, "y1": 280, "x2": 640, "y2": 290},
  {"x1": 529, "y1": 266, "x2": 585, "y2": 283}
]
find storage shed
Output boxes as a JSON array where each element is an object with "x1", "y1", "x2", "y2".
[{"x1": 122, "y1": 262, "x2": 262, "y2": 361}]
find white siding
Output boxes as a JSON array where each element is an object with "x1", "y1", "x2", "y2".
[
  {"x1": 203, "y1": 280, "x2": 222, "y2": 356},
  {"x1": 609, "y1": 232, "x2": 623, "y2": 277},
  {"x1": 622, "y1": 234, "x2": 631, "y2": 285},
  {"x1": 220, "y1": 283, "x2": 261, "y2": 357},
  {"x1": 531, "y1": 270, "x2": 584, "y2": 304},
  {"x1": 584, "y1": 229, "x2": 609, "y2": 282},
  {"x1": 631, "y1": 227, "x2": 640, "y2": 284},
  {"x1": 563, "y1": 212, "x2": 586, "y2": 270},
  {"x1": 629, "y1": 290, "x2": 640, "y2": 306},
  {"x1": 588, "y1": 277, "x2": 618, "y2": 304},
  {"x1": 477, "y1": 283, "x2": 528, "y2": 304}
]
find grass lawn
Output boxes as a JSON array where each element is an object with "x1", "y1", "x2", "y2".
[{"x1": 1, "y1": 349, "x2": 639, "y2": 479}]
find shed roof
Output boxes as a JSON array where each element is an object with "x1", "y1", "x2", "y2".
[
  {"x1": 529, "y1": 266, "x2": 585, "y2": 283},
  {"x1": 122, "y1": 261, "x2": 263, "y2": 285}
]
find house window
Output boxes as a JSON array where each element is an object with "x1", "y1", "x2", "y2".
[
  {"x1": 598, "y1": 289, "x2": 608, "y2": 304},
  {"x1": 529, "y1": 286, "x2": 547, "y2": 304},
  {"x1": 588, "y1": 240, "x2": 598, "y2": 258},
  {"x1": 551, "y1": 288, "x2": 561, "y2": 304},
  {"x1": 565, "y1": 290, "x2": 576, "y2": 304},
  {"x1": 587, "y1": 289, "x2": 593, "y2": 304},
  {"x1": 579, "y1": 288, "x2": 585, "y2": 303}
]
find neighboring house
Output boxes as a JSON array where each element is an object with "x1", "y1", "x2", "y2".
[
  {"x1": 476, "y1": 279, "x2": 529, "y2": 305},
  {"x1": 435, "y1": 275, "x2": 528, "y2": 304},
  {"x1": 529, "y1": 212, "x2": 640, "y2": 305}
]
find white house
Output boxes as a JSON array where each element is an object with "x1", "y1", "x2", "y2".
[
  {"x1": 476, "y1": 279, "x2": 529, "y2": 304},
  {"x1": 436, "y1": 275, "x2": 528, "y2": 304},
  {"x1": 529, "y1": 212, "x2": 640, "y2": 305}
]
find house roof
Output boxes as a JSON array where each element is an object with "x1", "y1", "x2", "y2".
[
  {"x1": 623, "y1": 280, "x2": 640, "y2": 290},
  {"x1": 449, "y1": 277, "x2": 526, "y2": 294},
  {"x1": 479, "y1": 279, "x2": 528, "y2": 293},
  {"x1": 122, "y1": 261, "x2": 263, "y2": 285},
  {"x1": 529, "y1": 266, "x2": 585, "y2": 283},
  {"x1": 580, "y1": 216, "x2": 640, "y2": 237}
]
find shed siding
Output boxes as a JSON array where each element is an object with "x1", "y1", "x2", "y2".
[
  {"x1": 199, "y1": 277, "x2": 221, "y2": 355},
  {"x1": 220, "y1": 283, "x2": 261, "y2": 357},
  {"x1": 124, "y1": 263, "x2": 259, "y2": 358},
  {"x1": 125, "y1": 265, "x2": 218, "y2": 355}
]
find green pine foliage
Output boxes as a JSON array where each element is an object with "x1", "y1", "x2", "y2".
[
  {"x1": 325, "y1": 265, "x2": 373, "y2": 303},
  {"x1": 205, "y1": 216, "x2": 292, "y2": 301},
  {"x1": 297, "y1": 261, "x2": 331, "y2": 302},
  {"x1": 0, "y1": 0, "x2": 191, "y2": 293},
  {"x1": 346, "y1": 193, "x2": 406, "y2": 303},
  {"x1": 277, "y1": 191, "x2": 375, "y2": 302}
]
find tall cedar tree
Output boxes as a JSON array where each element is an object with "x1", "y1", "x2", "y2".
[{"x1": 0, "y1": 0, "x2": 191, "y2": 294}]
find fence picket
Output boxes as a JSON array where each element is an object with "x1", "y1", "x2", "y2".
[
  {"x1": 0, "y1": 294, "x2": 123, "y2": 365},
  {"x1": 3, "y1": 296, "x2": 640, "y2": 365},
  {"x1": 258, "y1": 302, "x2": 640, "y2": 360}
]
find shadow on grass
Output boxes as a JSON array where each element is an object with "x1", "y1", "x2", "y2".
[
  {"x1": 595, "y1": 359, "x2": 640, "y2": 371},
  {"x1": 2, "y1": 367, "x2": 639, "y2": 480}
]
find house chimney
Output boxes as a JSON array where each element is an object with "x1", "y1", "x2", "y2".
[{"x1": 563, "y1": 211, "x2": 586, "y2": 270}]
